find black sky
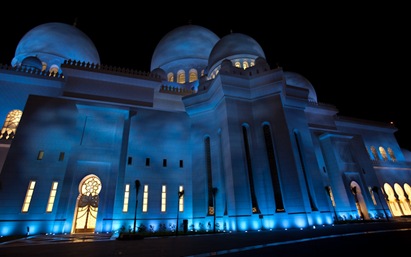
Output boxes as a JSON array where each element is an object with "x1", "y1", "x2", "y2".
[{"x1": 1, "y1": 5, "x2": 410, "y2": 149}]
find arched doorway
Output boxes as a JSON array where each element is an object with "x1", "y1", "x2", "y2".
[
  {"x1": 72, "y1": 174, "x2": 102, "y2": 233},
  {"x1": 350, "y1": 181, "x2": 370, "y2": 220}
]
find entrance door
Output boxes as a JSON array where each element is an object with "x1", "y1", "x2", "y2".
[{"x1": 73, "y1": 174, "x2": 102, "y2": 233}]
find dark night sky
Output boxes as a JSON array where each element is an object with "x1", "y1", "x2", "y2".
[{"x1": 1, "y1": 5, "x2": 410, "y2": 149}]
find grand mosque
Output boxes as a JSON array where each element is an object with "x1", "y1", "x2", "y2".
[{"x1": 0, "y1": 21, "x2": 410, "y2": 237}]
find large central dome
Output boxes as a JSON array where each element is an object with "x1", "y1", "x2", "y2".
[{"x1": 150, "y1": 24, "x2": 219, "y2": 74}]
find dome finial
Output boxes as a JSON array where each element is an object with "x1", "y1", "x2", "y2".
[
  {"x1": 188, "y1": 19, "x2": 192, "y2": 25},
  {"x1": 73, "y1": 17, "x2": 78, "y2": 27}
]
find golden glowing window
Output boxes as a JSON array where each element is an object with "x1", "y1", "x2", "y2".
[
  {"x1": 49, "y1": 64, "x2": 59, "y2": 74},
  {"x1": 37, "y1": 151, "x2": 44, "y2": 160},
  {"x1": 22, "y1": 181, "x2": 36, "y2": 212},
  {"x1": 122, "y1": 184, "x2": 130, "y2": 212},
  {"x1": 178, "y1": 185, "x2": 184, "y2": 212},
  {"x1": 177, "y1": 70, "x2": 186, "y2": 84},
  {"x1": 242, "y1": 61, "x2": 249, "y2": 69},
  {"x1": 387, "y1": 147, "x2": 397, "y2": 162},
  {"x1": 234, "y1": 61, "x2": 241, "y2": 68},
  {"x1": 161, "y1": 185, "x2": 166, "y2": 212},
  {"x1": 370, "y1": 146, "x2": 379, "y2": 160},
  {"x1": 0, "y1": 109, "x2": 22, "y2": 140},
  {"x1": 250, "y1": 60, "x2": 255, "y2": 67},
  {"x1": 379, "y1": 146, "x2": 388, "y2": 161},
  {"x1": 142, "y1": 185, "x2": 149, "y2": 212},
  {"x1": 167, "y1": 72, "x2": 174, "y2": 82},
  {"x1": 325, "y1": 186, "x2": 336, "y2": 207},
  {"x1": 46, "y1": 182, "x2": 58, "y2": 212},
  {"x1": 81, "y1": 176, "x2": 101, "y2": 196},
  {"x1": 189, "y1": 69, "x2": 198, "y2": 82}
]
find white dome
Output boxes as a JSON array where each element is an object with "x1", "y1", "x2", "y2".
[
  {"x1": 207, "y1": 33, "x2": 265, "y2": 74},
  {"x1": 284, "y1": 71, "x2": 317, "y2": 102},
  {"x1": 150, "y1": 24, "x2": 219, "y2": 75},
  {"x1": 12, "y1": 22, "x2": 100, "y2": 73}
]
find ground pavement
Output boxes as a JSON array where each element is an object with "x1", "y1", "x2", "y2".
[{"x1": 1, "y1": 220, "x2": 410, "y2": 257}]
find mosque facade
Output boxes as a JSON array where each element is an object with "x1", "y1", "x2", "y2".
[{"x1": 0, "y1": 22, "x2": 410, "y2": 237}]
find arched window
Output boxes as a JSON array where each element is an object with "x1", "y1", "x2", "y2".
[
  {"x1": 167, "y1": 72, "x2": 174, "y2": 82},
  {"x1": 242, "y1": 61, "x2": 249, "y2": 69},
  {"x1": 177, "y1": 70, "x2": 186, "y2": 84},
  {"x1": 370, "y1": 146, "x2": 379, "y2": 160},
  {"x1": 234, "y1": 61, "x2": 241, "y2": 68},
  {"x1": 49, "y1": 64, "x2": 59, "y2": 74},
  {"x1": 379, "y1": 146, "x2": 388, "y2": 161},
  {"x1": 189, "y1": 69, "x2": 198, "y2": 82},
  {"x1": 387, "y1": 147, "x2": 397, "y2": 162},
  {"x1": 0, "y1": 109, "x2": 22, "y2": 139},
  {"x1": 41, "y1": 62, "x2": 47, "y2": 71}
]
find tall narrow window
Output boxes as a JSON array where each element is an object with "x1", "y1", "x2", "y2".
[
  {"x1": 37, "y1": 150, "x2": 44, "y2": 160},
  {"x1": 142, "y1": 185, "x2": 149, "y2": 212},
  {"x1": 205, "y1": 136, "x2": 214, "y2": 215},
  {"x1": 263, "y1": 124, "x2": 285, "y2": 212},
  {"x1": 58, "y1": 152, "x2": 65, "y2": 161},
  {"x1": 368, "y1": 186, "x2": 377, "y2": 205},
  {"x1": 46, "y1": 182, "x2": 58, "y2": 212},
  {"x1": 161, "y1": 185, "x2": 167, "y2": 212},
  {"x1": 146, "y1": 158, "x2": 150, "y2": 166},
  {"x1": 294, "y1": 130, "x2": 318, "y2": 211},
  {"x1": 179, "y1": 160, "x2": 184, "y2": 168},
  {"x1": 242, "y1": 125, "x2": 260, "y2": 214},
  {"x1": 179, "y1": 185, "x2": 184, "y2": 212},
  {"x1": 123, "y1": 184, "x2": 130, "y2": 212},
  {"x1": 325, "y1": 186, "x2": 336, "y2": 207},
  {"x1": 163, "y1": 159, "x2": 167, "y2": 167},
  {"x1": 22, "y1": 181, "x2": 36, "y2": 212}
]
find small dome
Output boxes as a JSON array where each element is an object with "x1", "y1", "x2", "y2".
[
  {"x1": 151, "y1": 67, "x2": 167, "y2": 80},
  {"x1": 21, "y1": 56, "x2": 43, "y2": 71},
  {"x1": 12, "y1": 22, "x2": 100, "y2": 74},
  {"x1": 150, "y1": 24, "x2": 219, "y2": 76},
  {"x1": 284, "y1": 71, "x2": 317, "y2": 102},
  {"x1": 207, "y1": 33, "x2": 265, "y2": 75}
]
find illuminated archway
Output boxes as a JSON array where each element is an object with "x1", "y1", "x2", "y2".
[
  {"x1": 72, "y1": 174, "x2": 102, "y2": 233},
  {"x1": 350, "y1": 181, "x2": 370, "y2": 220},
  {"x1": 384, "y1": 183, "x2": 402, "y2": 216},
  {"x1": 394, "y1": 183, "x2": 411, "y2": 215}
]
